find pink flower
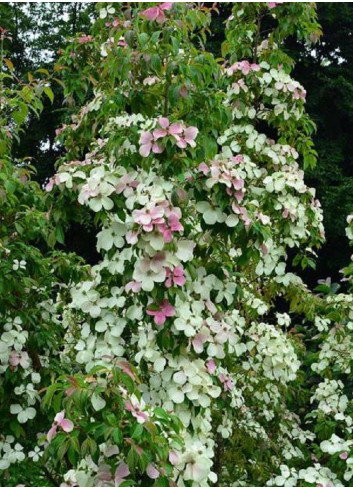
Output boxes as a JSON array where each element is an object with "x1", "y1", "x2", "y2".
[
  {"x1": 9, "y1": 351, "x2": 30, "y2": 369},
  {"x1": 198, "y1": 163, "x2": 209, "y2": 175},
  {"x1": 340, "y1": 451, "x2": 349, "y2": 460},
  {"x1": 157, "y1": 207, "x2": 184, "y2": 242},
  {"x1": 118, "y1": 361, "x2": 136, "y2": 380},
  {"x1": 133, "y1": 203, "x2": 165, "y2": 231},
  {"x1": 232, "y1": 155, "x2": 244, "y2": 164},
  {"x1": 260, "y1": 243, "x2": 268, "y2": 256},
  {"x1": 180, "y1": 85, "x2": 188, "y2": 98},
  {"x1": 45, "y1": 175, "x2": 60, "y2": 192},
  {"x1": 232, "y1": 204, "x2": 252, "y2": 226},
  {"x1": 165, "y1": 266, "x2": 186, "y2": 288},
  {"x1": 174, "y1": 126, "x2": 198, "y2": 149},
  {"x1": 115, "y1": 462, "x2": 130, "y2": 486},
  {"x1": 227, "y1": 60, "x2": 261, "y2": 76},
  {"x1": 77, "y1": 34, "x2": 93, "y2": 44},
  {"x1": 169, "y1": 451, "x2": 179, "y2": 465},
  {"x1": 268, "y1": 2, "x2": 282, "y2": 9},
  {"x1": 115, "y1": 174, "x2": 139, "y2": 196},
  {"x1": 55, "y1": 125, "x2": 67, "y2": 136},
  {"x1": 218, "y1": 373, "x2": 234, "y2": 391},
  {"x1": 47, "y1": 411, "x2": 74, "y2": 442},
  {"x1": 153, "y1": 117, "x2": 183, "y2": 140},
  {"x1": 126, "y1": 230, "x2": 139, "y2": 244},
  {"x1": 192, "y1": 331, "x2": 209, "y2": 353},
  {"x1": 139, "y1": 131, "x2": 164, "y2": 157},
  {"x1": 140, "y1": 3, "x2": 173, "y2": 23},
  {"x1": 125, "y1": 400, "x2": 149, "y2": 423},
  {"x1": 146, "y1": 463, "x2": 159, "y2": 479},
  {"x1": 125, "y1": 281, "x2": 142, "y2": 293},
  {"x1": 147, "y1": 299, "x2": 175, "y2": 325},
  {"x1": 257, "y1": 212, "x2": 270, "y2": 225},
  {"x1": 206, "y1": 359, "x2": 216, "y2": 374}
]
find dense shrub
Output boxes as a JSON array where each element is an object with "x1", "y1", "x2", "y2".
[{"x1": 2, "y1": 3, "x2": 353, "y2": 487}]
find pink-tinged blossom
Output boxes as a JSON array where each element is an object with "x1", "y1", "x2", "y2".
[
  {"x1": 165, "y1": 266, "x2": 186, "y2": 288},
  {"x1": 125, "y1": 400, "x2": 149, "y2": 423},
  {"x1": 180, "y1": 85, "x2": 188, "y2": 98},
  {"x1": 192, "y1": 331, "x2": 209, "y2": 353},
  {"x1": 174, "y1": 126, "x2": 198, "y2": 149},
  {"x1": 9, "y1": 351, "x2": 30, "y2": 369},
  {"x1": 140, "y1": 3, "x2": 173, "y2": 23},
  {"x1": 206, "y1": 358, "x2": 216, "y2": 374},
  {"x1": 139, "y1": 131, "x2": 164, "y2": 157},
  {"x1": 147, "y1": 299, "x2": 175, "y2": 325},
  {"x1": 218, "y1": 373, "x2": 234, "y2": 391},
  {"x1": 146, "y1": 463, "x2": 159, "y2": 479},
  {"x1": 79, "y1": 183, "x2": 99, "y2": 201},
  {"x1": 198, "y1": 162, "x2": 209, "y2": 175},
  {"x1": 118, "y1": 361, "x2": 136, "y2": 380},
  {"x1": 227, "y1": 60, "x2": 261, "y2": 76},
  {"x1": 47, "y1": 411, "x2": 74, "y2": 442},
  {"x1": 133, "y1": 203, "x2": 165, "y2": 231},
  {"x1": 115, "y1": 174, "x2": 139, "y2": 197},
  {"x1": 140, "y1": 119, "x2": 198, "y2": 154},
  {"x1": 55, "y1": 125, "x2": 67, "y2": 136},
  {"x1": 45, "y1": 175, "x2": 60, "y2": 192},
  {"x1": 117, "y1": 39, "x2": 128, "y2": 48},
  {"x1": 125, "y1": 281, "x2": 142, "y2": 293},
  {"x1": 126, "y1": 230, "x2": 139, "y2": 245},
  {"x1": 156, "y1": 206, "x2": 184, "y2": 242},
  {"x1": 77, "y1": 34, "x2": 93, "y2": 44},
  {"x1": 143, "y1": 76, "x2": 160, "y2": 86},
  {"x1": 205, "y1": 299, "x2": 217, "y2": 314},
  {"x1": 339, "y1": 451, "x2": 348, "y2": 460},
  {"x1": 232, "y1": 204, "x2": 252, "y2": 226},
  {"x1": 169, "y1": 450, "x2": 179, "y2": 465},
  {"x1": 257, "y1": 212, "x2": 271, "y2": 225},
  {"x1": 115, "y1": 462, "x2": 130, "y2": 486},
  {"x1": 153, "y1": 117, "x2": 183, "y2": 140},
  {"x1": 232, "y1": 155, "x2": 244, "y2": 164},
  {"x1": 209, "y1": 320, "x2": 231, "y2": 344},
  {"x1": 260, "y1": 243, "x2": 268, "y2": 256},
  {"x1": 268, "y1": 2, "x2": 283, "y2": 9}
]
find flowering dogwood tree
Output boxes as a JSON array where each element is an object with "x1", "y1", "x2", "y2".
[{"x1": 3, "y1": 2, "x2": 353, "y2": 487}]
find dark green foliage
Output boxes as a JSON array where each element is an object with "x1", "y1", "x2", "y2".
[
  {"x1": 289, "y1": 3, "x2": 353, "y2": 285},
  {"x1": 0, "y1": 2, "x2": 97, "y2": 185}
]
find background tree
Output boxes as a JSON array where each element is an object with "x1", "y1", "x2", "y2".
[{"x1": 0, "y1": 2, "x2": 96, "y2": 184}]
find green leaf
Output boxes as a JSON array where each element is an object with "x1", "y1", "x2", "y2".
[
  {"x1": 92, "y1": 393, "x2": 106, "y2": 411},
  {"x1": 131, "y1": 423, "x2": 143, "y2": 439},
  {"x1": 44, "y1": 86, "x2": 54, "y2": 103}
]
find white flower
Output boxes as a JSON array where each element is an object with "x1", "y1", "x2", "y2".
[
  {"x1": 168, "y1": 385, "x2": 185, "y2": 404},
  {"x1": 28, "y1": 446, "x2": 42, "y2": 462},
  {"x1": 89, "y1": 195, "x2": 114, "y2": 212},
  {"x1": 10, "y1": 404, "x2": 36, "y2": 424},
  {"x1": 174, "y1": 302, "x2": 203, "y2": 337},
  {"x1": 176, "y1": 240, "x2": 195, "y2": 262},
  {"x1": 196, "y1": 201, "x2": 226, "y2": 225},
  {"x1": 320, "y1": 434, "x2": 352, "y2": 455},
  {"x1": 184, "y1": 456, "x2": 212, "y2": 482},
  {"x1": 99, "y1": 5, "x2": 115, "y2": 19},
  {"x1": 133, "y1": 255, "x2": 166, "y2": 291},
  {"x1": 97, "y1": 219, "x2": 126, "y2": 251},
  {"x1": 12, "y1": 259, "x2": 26, "y2": 271}
]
